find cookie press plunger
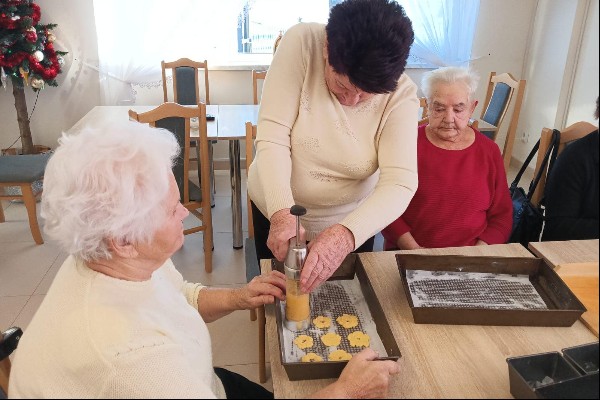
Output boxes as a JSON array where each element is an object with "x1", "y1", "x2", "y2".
[{"x1": 284, "y1": 205, "x2": 311, "y2": 331}]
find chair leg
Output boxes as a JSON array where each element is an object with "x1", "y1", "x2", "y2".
[
  {"x1": 0, "y1": 199, "x2": 5, "y2": 223},
  {"x1": 258, "y1": 305, "x2": 266, "y2": 383},
  {"x1": 203, "y1": 226, "x2": 213, "y2": 273},
  {"x1": 21, "y1": 184, "x2": 43, "y2": 245},
  {"x1": 250, "y1": 308, "x2": 257, "y2": 321}
]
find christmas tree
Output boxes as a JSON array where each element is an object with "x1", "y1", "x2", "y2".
[{"x1": 0, "y1": 0, "x2": 67, "y2": 154}]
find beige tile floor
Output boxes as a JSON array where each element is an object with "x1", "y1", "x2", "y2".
[{"x1": 0, "y1": 162, "x2": 530, "y2": 392}]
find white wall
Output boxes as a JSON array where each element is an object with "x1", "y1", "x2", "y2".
[{"x1": 565, "y1": 0, "x2": 599, "y2": 126}]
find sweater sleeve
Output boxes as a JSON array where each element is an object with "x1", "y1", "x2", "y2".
[
  {"x1": 381, "y1": 217, "x2": 411, "y2": 247},
  {"x1": 340, "y1": 84, "x2": 420, "y2": 247},
  {"x1": 543, "y1": 135, "x2": 599, "y2": 240},
  {"x1": 478, "y1": 141, "x2": 513, "y2": 244},
  {"x1": 253, "y1": 24, "x2": 309, "y2": 218}
]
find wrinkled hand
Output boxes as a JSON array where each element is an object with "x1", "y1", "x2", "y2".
[
  {"x1": 267, "y1": 208, "x2": 306, "y2": 261},
  {"x1": 300, "y1": 224, "x2": 354, "y2": 293},
  {"x1": 234, "y1": 271, "x2": 286, "y2": 310},
  {"x1": 335, "y1": 348, "x2": 400, "y2": 398},
  {"x1": 475, "y1": 239, "x2": 488, "y2": 246}
]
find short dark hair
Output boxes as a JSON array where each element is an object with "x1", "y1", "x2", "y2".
[
  {"x1": 595, "y1": 96, "x2": 599, "y2": 120},
  {"x1": 325, "y1": 0, "x2": 414, "y2": 94}
]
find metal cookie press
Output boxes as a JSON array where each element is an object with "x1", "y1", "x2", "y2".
[{"x1": 284, "y1": 205, "x2": 311, "y2": 331}]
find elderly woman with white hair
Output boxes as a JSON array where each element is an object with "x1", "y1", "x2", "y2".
[
  {"x1": 382, "y1": 67, "x2": 513, "y2": 250},
  {"x1": 8, "y1": 122, "x2": 400, "y2": 399}
]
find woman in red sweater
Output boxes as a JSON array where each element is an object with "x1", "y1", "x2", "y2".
[{"x1": 382, "y1": 67, "x2": 512, "y2": 250}]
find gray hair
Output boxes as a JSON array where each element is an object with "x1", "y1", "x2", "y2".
[
  {"x1": 41, "y1": 122, "x2": 180, "y2": 261},
  {"x1": 421, "y1": 66, "x2": 480, "y2": 103}
]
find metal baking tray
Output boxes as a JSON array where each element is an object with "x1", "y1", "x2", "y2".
[
  {"x1": 396, "y1": 254, "x2": 586, "y2": 327},
  {"x1": 272, "y1": 253, "x2": 401, "y2": 381}
]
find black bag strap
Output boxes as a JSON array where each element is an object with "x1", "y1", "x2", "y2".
[
  {"x1": 509, "y1": 129, "x2": 561, "y2": 200},
  {"x1": 526, "y1": 129, "x2": 560, "y2": 200},
  {"x1": 510, "y1": 138, "x2": 539, "y2": 190}
]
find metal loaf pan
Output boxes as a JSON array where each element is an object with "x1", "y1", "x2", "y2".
[{"x1": 395, "y1": 254, "x2": 586, "y2": 327}]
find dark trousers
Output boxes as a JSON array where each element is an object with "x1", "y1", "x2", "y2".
[
  {"x1": 214, "y1": 367, "x2": 273, "y2": 399},
  {"x1": 250, "y1": 201, "x2": 375, "y2": 264}
]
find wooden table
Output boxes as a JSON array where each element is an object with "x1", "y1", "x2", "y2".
[
  {"x1": 262, "y1": 244, "x2": 597, "y2": 398},
  {"x1": 528, "y1": 239, "x2": 599, "y2": 268},
  {"x1": 67, "y1": 105, "x2": 258, "y2": 248}
]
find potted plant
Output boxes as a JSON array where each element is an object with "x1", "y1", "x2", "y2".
[{"x1": 1, "y1": 0, "x2": 67, "y2": 155}]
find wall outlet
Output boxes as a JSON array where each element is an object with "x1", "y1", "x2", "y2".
[{"x1": 521, "y1": 132, "x2": 529, "y2": 143}]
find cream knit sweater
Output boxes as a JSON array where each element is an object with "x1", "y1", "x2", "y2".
[
  {"x1": 247, "y1": 23, "x2": 419, "y2": 247},
  {"x1": 9, "y1": 256, "x2": 225, "y2": 399}
]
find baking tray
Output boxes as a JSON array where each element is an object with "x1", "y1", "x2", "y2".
[
  {"x1": 272, "y1": 253, "x2": 401, "y2": 381},
  {"x1": 396, "y1": 254, "x2": 586, "y2": 327}
]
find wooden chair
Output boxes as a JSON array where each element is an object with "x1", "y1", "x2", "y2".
[
  {"x1": 252, "y1": 70, "x2": 267, "y2": 105},
  {"x1": 161, "y1": 58, "x2": 214, "y2": 199},
  {"x1": 0, "y1": 153, "x2": 51, "y2": 245},
  {"x1": 128, "y1": 103, "x2": 213, "y2": 273},
  {"x1": 530, "y1": 121, "x2": 597, "y2": 207},
  {"x1": 479, "y1": 72, "x2": 526, "y2": 170},
  {"x1": 243, "y1": 122, "x2": 267, "y2": 383},
  {"x1": 161, "y1": 58, "x2": 210, "y2": 105},
  {"x1": 0, "y1": 326, "x2": 22, "y2": 397}
]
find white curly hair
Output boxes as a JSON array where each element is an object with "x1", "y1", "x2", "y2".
[
  {"x1": 41, "y1": 121, "x2": 180, "y2": 261},
  {"x1": 421, "y1": 66, "x2": 480, "y2": 103}
]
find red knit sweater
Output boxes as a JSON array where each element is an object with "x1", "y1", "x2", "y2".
[{"x1": 382, "y1": 126, "x2": 513, "y2": 249}]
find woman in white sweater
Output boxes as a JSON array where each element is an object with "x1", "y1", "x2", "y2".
[
  {"x1": 9, "y1": 123, "x2": 400, "y2": 399},
  {"x1": 248, "y1": 0, "x2": 419, "y2": 293}
]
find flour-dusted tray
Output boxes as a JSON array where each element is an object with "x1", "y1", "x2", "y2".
[
  {"x1": 273, "y1": 254, "x2": 401, "y2": 381},
  {"x1": 395, "y1": 254, "x2": 586, "y2": 327}
]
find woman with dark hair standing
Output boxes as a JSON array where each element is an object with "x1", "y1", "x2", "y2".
[{"x1": 248, "y1": 0, "x2": 419, "y2": 293}]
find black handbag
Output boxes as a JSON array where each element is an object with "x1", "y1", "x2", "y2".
[{"x1": 509, "y1": 129, "x2": 560, "y2": 246}]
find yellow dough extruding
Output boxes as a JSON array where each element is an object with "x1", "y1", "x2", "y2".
[
  {"x1": 301, "y1": 352, "x2": 324, "y2": 363},
  {"x1": 320, "y1": 332, "x2": 342, "y2": 347},
  {"x1": 348, "y1": 331, "x2": 370, "y2": 347},
  {"x1": 336, "y1": 313, "x2": 359, "y2": 329},
  {"x1": 294, "y1": 335, "x2": 314, "y2": 349},
  {"x1": 313, "y1": 315, "x2": 331, "y2": 329},
  {"x1": 328, "y1": 349, "x2": 353, "y2": 361}
]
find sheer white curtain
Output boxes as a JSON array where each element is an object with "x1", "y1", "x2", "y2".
[
  {"x1": 93, "y1": 0, "x2": 246, "y2": 105},
  {"x1": 401, "y1": 0, "x2": 480, "y2": 67}
]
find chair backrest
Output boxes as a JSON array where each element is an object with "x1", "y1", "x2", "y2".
[
  {"x1": 161, "y1": 58, "x2": 210, "y2": 105},
  {"x1": 530, "y1": 121, "x2": 596, "y2": 206},
  {"x1": 480, "y1": 72, "x2": 526, "y2": 170},
  {"x1": 252, "y1": 70, "x2": 267, "y2": 105},
  {"x1": 128, "y1": 103, "x2": 210, "y2": 207},
  {"x1": 245, "y1": 122, "x2": 257, "y2": 238},
  {"x1": 418, "y1": 97, "x2": 429, "y2": 125}
]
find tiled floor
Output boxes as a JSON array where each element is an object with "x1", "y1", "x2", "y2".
[{"x1": 0, "y1": 162, "x2": 531, "y2": 392}]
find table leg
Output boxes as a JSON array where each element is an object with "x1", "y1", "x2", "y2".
[
  {"x1": 229, "y1": 140, "x2": 243, "y2": 249},
  {"x1": 208, "y1": 141, "x2": 215, "y2": 208}
]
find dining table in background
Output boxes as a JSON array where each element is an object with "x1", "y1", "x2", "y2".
[
  {"x1": 67, "y1": 104, "x2": 259, "y2": 249},
  {"x1": 261, "y1": 244, "x2": 597, "y2": 398}
]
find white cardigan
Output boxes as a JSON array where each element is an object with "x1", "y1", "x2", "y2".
[{"x1": 247, "y1": 22, "x2": 419, "y2": 247}]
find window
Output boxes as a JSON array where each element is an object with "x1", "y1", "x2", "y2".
[{"x1": 93, "y1": 0, "x2": 478, "y2": 104}]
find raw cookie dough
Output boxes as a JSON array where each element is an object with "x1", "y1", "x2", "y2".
[
  {"x1": 336, "y1": 313, "x2": 359, "y2": 329},
  {"x1": 348, "y1": 331, "x2": 370, "y2": 347},
  {"x1": 313, "y1": 316, "x2": 331, "y2": 329},
  {"x1": 328, "y1": 349, "x2": 353, "y2": 361},
  {"x1": 321, "y1": 332, "x2": 342, "y2": 347},
  {"x1": 301, "y1": 352, "x2": 324, "y2": 362},
  {"x1": 294, "y1": 335, "x2": 314, "y2": 349}
]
